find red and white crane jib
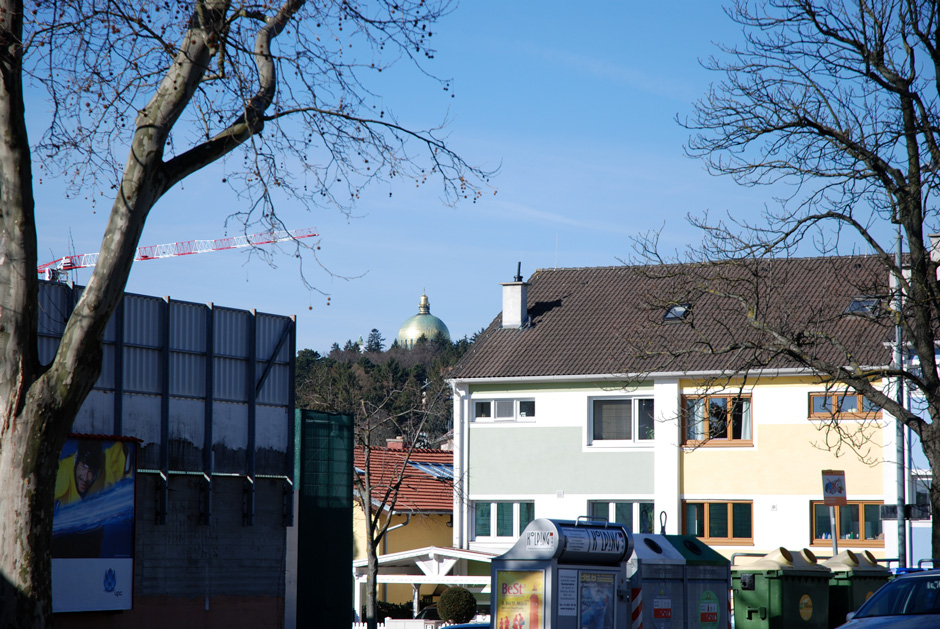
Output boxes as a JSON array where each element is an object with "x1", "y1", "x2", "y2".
[{"x1": 37, "y1": 227, "x2": 319, "y2": 280}]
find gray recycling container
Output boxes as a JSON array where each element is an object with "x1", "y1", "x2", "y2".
[
  {"x1": 665, "y1": 534, "x2": 732, "y2": 628},
  {"x1": 491, "y1": 517, "x2": 633, "y2": 629},
  {"x1": 627, "y1": 534, "x2": 686, "y2": 627}
]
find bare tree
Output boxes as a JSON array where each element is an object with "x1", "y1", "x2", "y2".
[
  {"x1": 0, "y1": 1, "x2": 487, "y2": 626},
  {"x1": 353, "y1": 377, "x2": 451, "y2": 629},
  {"x1": 636, "y1": 0, "x2": 940, "y2": 558},
  {"x1": 296, "y1": 341, "x2": 461, "y2": 627}
]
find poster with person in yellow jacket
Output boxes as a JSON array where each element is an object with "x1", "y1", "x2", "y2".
[
  {"x1": 54, "y1": 438, "x2": 128, "y2": 507},
  {"x1": 51, "y1": 436, "x2": 136, "y2": 613}
]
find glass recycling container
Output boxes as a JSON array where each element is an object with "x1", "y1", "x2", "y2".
[
  {"x1": 731, "y1": 547, "x2": 831, "y2": 629},
  {"x1": 626, "y1": 534, "x2": 687, "y2": 627},
  {"x1": 624, "y1": 534, "x2": 731, "y2": 628},
  {"x1": 490, "y1": 517, "x2": 633, "y2": 629},
  {"x1": 821, "y1": 550, "x2": 890, "y2": 628},
  {"x1": 664, "y1": 534, "x2": 732, "y2": 628}
]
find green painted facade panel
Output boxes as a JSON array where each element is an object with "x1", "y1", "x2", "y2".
[
  {"x1": 296, "y1": 409, "x2": 353, "y2": 627},
  {"x1": 468, "y1": 425, "x2": 654, "y2": 495}
]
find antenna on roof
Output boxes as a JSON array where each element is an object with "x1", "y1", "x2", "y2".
[{"x1": 514, "y1": 261, "x2": 522, "y2": 282}]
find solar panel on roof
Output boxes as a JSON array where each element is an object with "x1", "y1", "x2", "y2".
[{"x1": 407, "y1": 461, "x2": 454, "y2": 480}]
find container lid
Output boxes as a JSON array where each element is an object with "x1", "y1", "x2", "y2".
[
  {"x1": 821, "y1": 550, "x2": 890, "y2": 574},
  {"x1": 495, "y1": 517, "x2": 633, "y2": 565},
  {"x1": 663, "y1": 535, "x2": 730, "y2": 566},
  {"x1": 629, "y1": 534, "x2": 685, "y2": 564},
  {"x1": 731, "y1": 548, "x2": 832, "y2": 577}
]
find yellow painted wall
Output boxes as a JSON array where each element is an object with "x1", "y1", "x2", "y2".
[
  {"x1": 682, "y1": 422, "x2": 884, "y2": 496},
  {"x1": 353, "y1": 505, "x2": 453, "y2": 605},
  {"x1": 679, "y1": 374, "x2": 886, "y2": 497}
]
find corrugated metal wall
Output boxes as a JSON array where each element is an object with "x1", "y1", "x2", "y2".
[{"x1": 38, "y1": 281, "x2": 296, "y2": 480}]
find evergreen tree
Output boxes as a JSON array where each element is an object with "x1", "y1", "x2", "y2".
[{"x1": 365, "y1": 329, "x2": 385, "y2": 353}]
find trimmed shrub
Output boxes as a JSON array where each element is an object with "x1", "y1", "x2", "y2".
[
  {"x1": 437, "y1": 586, "x2": 477, "y2": 624},
  {"x1": 374, "y1": 600, "x2": 413, "y2": 619}
]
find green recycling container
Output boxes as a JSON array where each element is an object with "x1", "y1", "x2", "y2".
[
  {"x1": 822, "y1": 550, "x2": 890, "y2": 628},
  {"x1": 731, "y1": 548, "x2": 831, "y2": 629}
]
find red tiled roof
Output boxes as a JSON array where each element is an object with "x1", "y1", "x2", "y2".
[
  {"x1": 452, "y1": 256, "x2": 893, "y2": 379},
  {"x1": 354, "y1": 446, "x2": 453, "y2": 514}
]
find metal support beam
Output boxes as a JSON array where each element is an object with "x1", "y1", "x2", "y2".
[
  {"x1": 255, "y1": 316, "x2": 293, "y2": 397},
  {"x1": 113, "y1": 298, "x2": 124, "y2": 436},
  {"x1": 286, "y1": 315, "x2": 296, "y2": 527},
  {"x1": 156, "y1": 472, "x2": 168, "y2": 525},
  {"x1": 246, "y1": 310, "x2": 257, "y2": 526},
  {"x1": 243, "y1": 475, "x2": 255, "y2": 526},
  {"x1": 159, "y1": 296, "x2": 171, "y2": 525},
  {"x1": 203, "y1": 303, "x2": 215, "y2": 525}
]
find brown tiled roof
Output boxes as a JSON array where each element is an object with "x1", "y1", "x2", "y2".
[
  {"x1": 452, "y1": 256, "x2": 893, "y2": 379},
  {"x1": 354, "y1": 447, "x2": 453, "y2": 513}
]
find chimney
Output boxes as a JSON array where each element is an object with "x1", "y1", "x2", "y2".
[
  {"x1": 500, "y1": 262, "x2": 528, "y2": 329},
  {"x1": 386, "y1": 436, "x2": 404, "y2": 450}
]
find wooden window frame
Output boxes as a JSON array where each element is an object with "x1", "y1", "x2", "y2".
[
  {"x1": 682, "y1": 500, "x2": 753, "y2": 545},
  {"x1": 810, "y1": 500, "x2": 885, "y2": 548},
  {"x1": 681, "y1": 394, "x2": 754, "y2": 447},
  {"x1": 808, "y1": 392, "x2": 881, "y2": 420}
]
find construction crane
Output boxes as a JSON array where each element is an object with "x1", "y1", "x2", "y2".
[{"x1": 38, "y1": 227, "x2": 319, "y2": 282}]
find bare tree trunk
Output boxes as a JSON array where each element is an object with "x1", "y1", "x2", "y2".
[
  {"x1": 366, "y1": 538, "x2": 381, "y2": 629},
  {"x1": 0, "y1": 1, "x2": 477, "y2": 625},
  {"x1": 0, "y1": 0, "x2": 50, "y2": 624},
  {"x1": 0, "y1": 4, "x2": 296, "y2": 626},
  {"x1": 0, "y1": 403, "x2": 76, "y2": 628}
]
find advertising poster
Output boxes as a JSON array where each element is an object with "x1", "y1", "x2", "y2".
[
  {"x1": 579, "y1": 572, "x2": 615, "y2": 629},
  {"x1": 51, "y1": 437, "x2": 136, "y2": 612},
  {"x1": 495, "y1": 570, "x2": 544, "y2": 629},
  {"x1": 558, "y1": 569, "x2": 578, "y2": 617}
]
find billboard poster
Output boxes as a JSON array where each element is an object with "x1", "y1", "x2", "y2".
[
  {"x1": 579, "y1": 572, "x2": 615, "y2": 629},
  {"x1": 51, "y1": 437, "x2": 136, "y2": 612},
  {"x1": 495, "y1": 570, "x2": 544, "y2": 629}
]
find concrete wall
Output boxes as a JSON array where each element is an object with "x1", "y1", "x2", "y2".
[{"x1": 56, "y1": 475, "x2": 289, "y2": 629}]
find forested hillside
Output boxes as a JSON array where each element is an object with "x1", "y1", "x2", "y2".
[{"x1": 296, "y1": 331, "x2": 477, "y2": 447}]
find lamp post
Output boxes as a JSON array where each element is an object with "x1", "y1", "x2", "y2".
[{"x1": 894, "y1": 223, "x2": 907, "y2": 568}]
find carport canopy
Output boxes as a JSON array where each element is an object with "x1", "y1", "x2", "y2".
[{"x1": 352, "y1": 546, "x2": 496, "y2": 618}]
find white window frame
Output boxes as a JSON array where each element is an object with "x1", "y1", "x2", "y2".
[
  {"x1": 587, "y1": 396, "x2": 655, "y2": 446},
  {"x1": 471, "y1": 500, "x2": 535, "y2": 539},
  {"x1": 472, "y1": 398, "x2": 536, "y2": 422}
]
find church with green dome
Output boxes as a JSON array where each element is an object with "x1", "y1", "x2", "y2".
[{"x1": 396, "y1": 293, "x2": 450, "y2": 349}]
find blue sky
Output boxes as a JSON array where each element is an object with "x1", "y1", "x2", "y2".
[{"x1": 31, "y1": 2, "x2": 793, "y2": 354}]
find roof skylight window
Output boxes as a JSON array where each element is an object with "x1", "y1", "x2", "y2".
[
  {"x1": 664, "y1": 303, "x2": 692, "y2": 322},
  {"x1": 845, "y1": 297, "x2": 880, "y2": 317}
]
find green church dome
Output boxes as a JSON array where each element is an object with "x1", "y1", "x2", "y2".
[{"x1": 397, "y1": 294, "x2": 450, "y2": 349}]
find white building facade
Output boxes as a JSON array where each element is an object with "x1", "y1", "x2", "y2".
[{"x1": 449, "y1": 260, "x2": 926, "y2": 564}]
